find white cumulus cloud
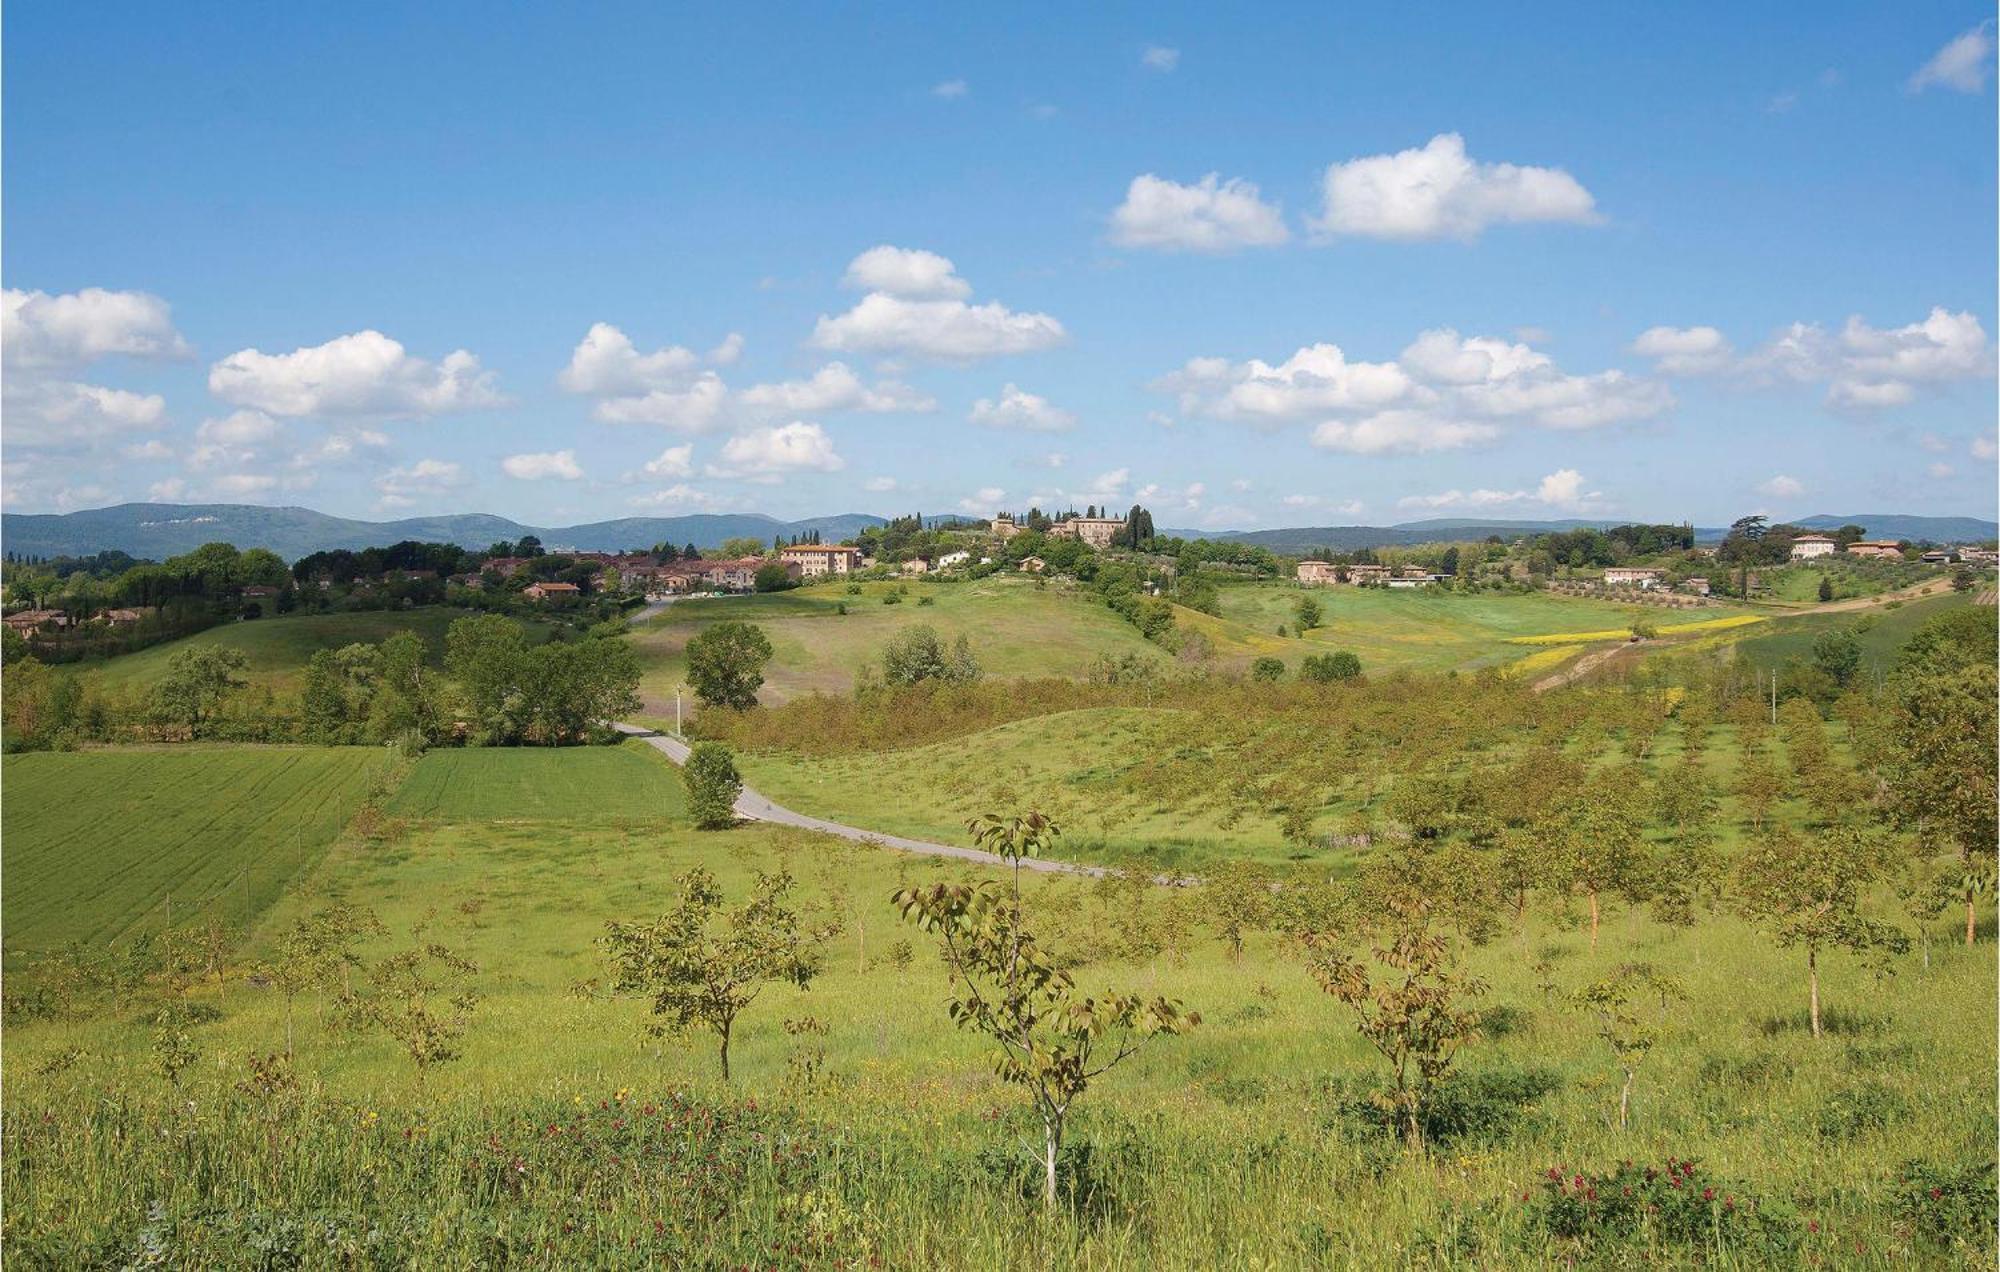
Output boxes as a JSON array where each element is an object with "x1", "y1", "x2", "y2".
[
  {"x1": 1311, "y1": 133, "x2": 1599, "y2": 242},
  {"x1": 968, "y1": 383, "x2": 1077, "y2": 432},
  {"x1": 1109, "y1": 173, "x2": 1290, "y2": 252},
  {"x1": 1757, "y1": 474, "x2": 1805, "y2": 498},
  {"x1": 1311, "y1": 411, "x2": 1501, "y2": 455},
  {"x1": 1398, "y1": 468, "x2": 1605, "y2": 513},
  {"x1": 376, "y1": 458, "x2": 468, "y2": 507},
  {"x1": 813, "y1": 247, "x2": 1064, "y2": 361},
  {"x1": 707, "y1": 422, "x2": 845, "y2": 481},
  {"x1": 1141, "y1": 45, "x2": 1180, "y2": 72},
  {"x1": 502, "y1": 450, "x2": 585, "y2": 481},
  {"x1": 735, "y1": 362, "x2": 934, "y2": 419},
  {"x1": 3, "y1": 287, "x2": 191, "y2": 368},
  {"x1": 639, "y1": 444, "x2": 694, "y2": 479},
  {"x1": 209, "y1": 330, "x2": 503, "y2": 417},
  {"x1": 1630, "y1": 325, "x2": 1736, "y2": 375},
  {"x1": 558, "y1": 322, "x2": 702, "y2": 395},
  {"x1": 840, "y1": 245, "x2": 972, "y2": 299}
]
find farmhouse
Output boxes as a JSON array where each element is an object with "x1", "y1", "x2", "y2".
[
  {"x1": 936, "y1": 550, "x2": 971, "y2": 570},
  {"x1": 1789, "y1": 534, "x2": 1837, "y2": 559},
  {"x1": 522, "y1": 581, "x2": 580, "y2": 601},
  {"x1": 1604, "y1": 567, "x2": 1663, "y2": 588},
  {"x1": 1919, "y1": 549, "x2": 1957, "y2": 565},
  {"x1": 100, "y1": 607, "x2": 155, "y2": 626},
  {"x1": 1047, "y1": 515, "x2": 1124, "y2": 549},
  {"x1": 701, "y1": 557, "x2": 779, "y2": 591},
  {"x1": 1018, "y1": 556, "x2": 1047, "y2": 574},
  {"x1": 900, "y1": 558, "x2": 930, "y2": 575},
  {"x1": 779, "y1": 543, "x2": 862, "y2": 576},
  {"x1": 990, "y1": 515, "x2": 1020, "y2": 541},
  {"x1": 1387, "y1": 568, "x2": 1444, "y2": 589},
  {"x1": 3, "y1": 609, "x2": 69, "y2": 634},
  {"x1": 1346, "y1": 564, "x2": 1391, "y2": 586},
  {"x1": 1295, "y1": 561, "x2": 1337, "y2": 585},
  {"x1": 1846, "y1": 540, "x2": 1903, "y2": 559},
  {"x1": 1681, "y1": 577, "x2": 1712, "y2": 596}
]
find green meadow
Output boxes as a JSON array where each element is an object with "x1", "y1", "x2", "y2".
[
  {"x1": 79, "y1": 607, "x2": 552, "y2": 695},
  {"x1": 2, "y1": 743, "x2": 1992, "y2": 1266}
]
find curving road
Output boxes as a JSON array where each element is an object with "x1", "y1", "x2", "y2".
[{"x1": 613, "y1": 723, "x2": 1106, "y2": 877}]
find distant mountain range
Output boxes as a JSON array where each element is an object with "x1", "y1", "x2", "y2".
[
  {"x1": 0, "y1": 504, "x2": 889, "y2": 561},
  {"x1": 2, "y1": 503, "x2": 1991, "y2": 562}
]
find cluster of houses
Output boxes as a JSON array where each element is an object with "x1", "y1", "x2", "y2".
[
  {"x1": 1295, "y1": 562, "x2": 1447, "y2": 589},
  {"x1": 4, "y1": 605, "x2": 156, "y2": 636}
]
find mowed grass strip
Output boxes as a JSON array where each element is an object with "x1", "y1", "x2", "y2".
[
  {"x1": 385, "y1": 740, "x2": 688, "y2": 823},
  {"x1": 0, "y1": 747, "x2": 389, "y2": 959}
]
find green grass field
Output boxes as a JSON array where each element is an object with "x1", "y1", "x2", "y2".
[
  {"x1": 627, "y1": 577, "x2": 1168, "y2": 721},
  {"x1": 79, "y1": 607, "x2": 551, "y2": 694},
  {"x1": 628, "y1": 577, "x2": 1777, "y2": 727},
  {"x1": 386, "y1": 739, "x2": 687, "y2": 822},
  {"x1": 3, "y1": 757, "x2": 1991, "y2": 1265},
  {"x1": 0, "y1": 746, "x2": 390, "y2": 963},
  {"x1": 1730, "y1": 589, "x2": 1975, "y2": 675}
]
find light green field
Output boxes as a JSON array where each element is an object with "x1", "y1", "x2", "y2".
[
  {"x1": 1730, "y1": 589, "x2": 1976, "y2": 674},
  {"x1": 628, "y1": 577, "x2": 1167, "y2": 720},
  {"x1": 734, "y1": 702, "x2": 1822, "y2": 871},
  {"x1": 0, "y1": 746, "x2": 390, "y2": 962},
  {"x1": 1205, "y1": 584, "x2": 1749, "y2": 673},
  {"x1": 631, "y1": 578, "x2": 1775, "y2": 725},
  {"x1": 386, "y1": 739, "x2": 687, "y2": 822},
  {"x1": 3, "y1": 754, "x2": 1991, "y2": 1266},
  {"x1": 78, "y1": 607, "x2": 552, "y2": 694}
]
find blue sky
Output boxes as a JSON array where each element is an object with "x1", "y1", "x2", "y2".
[{"x1": 5, "y1": 2, "x2": 1995, "y2": 529}]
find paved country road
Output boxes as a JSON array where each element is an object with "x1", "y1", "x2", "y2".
[{"x1": 612, "y1": 723, "x2": 1107, "y2": 877}]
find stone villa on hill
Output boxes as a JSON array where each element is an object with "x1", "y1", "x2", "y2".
[
  {"x1": 1847, "y1": 540, "x2": 1903, "y2": 559},
  {"x1": 1789, "y1": 534, "x2": 1837, "y2": 559},
  {"x1": 1047, "y1": 515, "x2": 1125, "y2": 549},
  {"x1": 779, "y1": 543, "x2": 862, "y2": 576}
]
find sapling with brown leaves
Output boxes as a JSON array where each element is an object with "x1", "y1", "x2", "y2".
[
  {"x1": 895, "y1": 811, "x2": 1199, "y2": 1208},
  {"x1": 602, "y1": 866, "x2": 825, "y2": 1081},
  {"x1": 1300, "y1": 894, "x2": 1487, "y2": 1151}
]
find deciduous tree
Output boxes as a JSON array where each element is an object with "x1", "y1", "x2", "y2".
[
  {"x1": 602, "y1": 866, "x2": 823, "y2": 1080},
  {"x1": 1734, "y1": 825, "x2": 1908, "y2": 1038},
  {"x1": 895, "y1": 812, "x2": 1198, "y2": 1206},
  {"x1": 685, "y1": 621, "x2": 774, "y2": 710}
]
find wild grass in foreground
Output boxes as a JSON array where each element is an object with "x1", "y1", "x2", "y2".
[{"x1": 4, "y1": 807, "x2": 1993, "y2": 1268}]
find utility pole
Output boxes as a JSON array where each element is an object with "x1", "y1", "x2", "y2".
[
  {"x1": 1770, "y1": 669, "x2": 1778, "y2": 725},
  {"x1": 675, "y1": 686, "x2": 684, "y2": 737}
]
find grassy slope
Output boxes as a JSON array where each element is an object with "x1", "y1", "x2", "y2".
[
  {"x1": 0, "y1": 746, "x2": 389, "y2": 962},
  {"x1": 79, "y1": 607, "x2": 551, "y2": 694},
  {"x1": 627, "y1": 577, "x2": 1167, "y2": 721},
  {"x1": 631, "y1": 578, "x2": 1775, "y2": 726},
  {"x1": 1195, "y1": 584, "x2": 1760, "y2": 674},
  {"x1": 736, "y1": 708, "x2": 1817, "y2": 870},
  {"x1": 1730, "y1": 589, "x2": 1975, "y2": 674},
  {"x1": 386, "y1": 738, "x2": 687, "y2": 822},
  {"x1": 4, "y1": 792, "x2": 1991, "y2": 1264}
]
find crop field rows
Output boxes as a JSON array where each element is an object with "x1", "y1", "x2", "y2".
[{"x1": 0, "y1": 747, "x2": 389, "y2": 962}]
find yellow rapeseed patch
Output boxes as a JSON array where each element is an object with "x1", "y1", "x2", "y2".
[
  {"x1": 1502, "y1": 644, "x2": 1587, "y2": 677},
  {"x1": 1505, "y1": 613, "x2": 1768, "y2": 646}
]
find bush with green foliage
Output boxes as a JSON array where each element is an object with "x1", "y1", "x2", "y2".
[
  {"x1": 1300, "y1": 651, "x2": 1362, "y2": 683},
  {"x1": 879, "y1": 625, "x2": 980, "y2": 687},
  {"x1": 1250, "y1": 656, "x2": 1285, "y2": 682},
  {"x1": 683, "y1": 742, "x2": 743, "y2": 829}
]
